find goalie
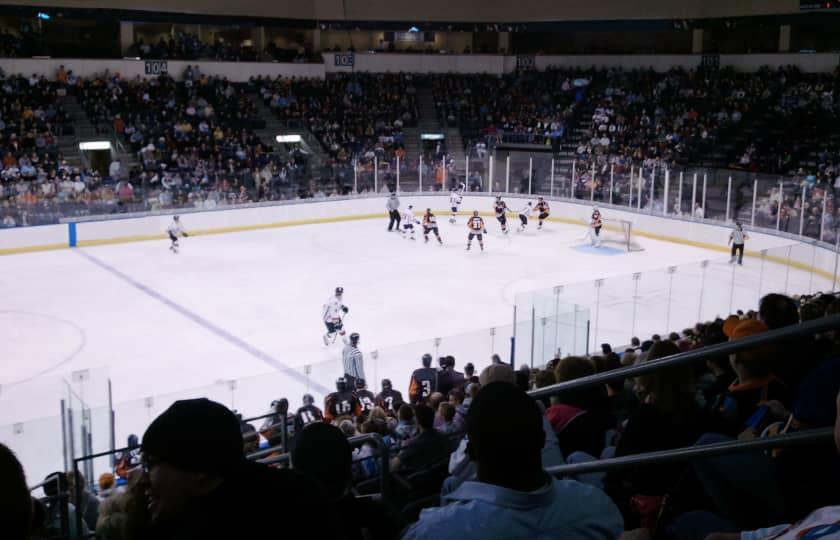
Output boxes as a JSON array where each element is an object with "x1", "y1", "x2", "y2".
[
  {"x1": 322, "y1": 286, "x2": 349, "y2": 345},
  {"x1": 586, "y1": 208, "x2": 603, "y2": 247}
]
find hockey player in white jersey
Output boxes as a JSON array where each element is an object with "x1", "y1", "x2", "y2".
[
  {"x1": 449, "y1": 184, "x2": 464, "y2": 223},
  {"x1": 322, "y1": 286, "x2": 349, "y2": 345},
  {"x1": 401, "y1": 205, "x2": 420, "y2": 240},
  {"x1": 167, "y1": 215, "x2": 188, "y2": 253},
  {"x1": 517, "y1": 202, "x2": 534, "y2": 232}
]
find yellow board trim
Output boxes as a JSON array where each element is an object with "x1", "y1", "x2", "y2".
[
  {"x1": 0, "y1": 242, "x2": 69, "y2": 256},
  {"x1": 0, "y1": 210, "x2": 835, "y2": 283}
]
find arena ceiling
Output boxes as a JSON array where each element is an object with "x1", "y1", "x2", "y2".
[{"x1": 7, "y1": 0, "x2": 800, "y2": 22}]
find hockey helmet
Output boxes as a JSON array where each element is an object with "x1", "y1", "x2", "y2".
[
  {"x1": 335, "y1": 286, "x2": 344, "y2": 296},
  {"x1": 336, "y1": 377, "x2": 348, "y2": 392},
  {"x1": 421, "y1": 353, "x2": 433, "y2": 367},
  {"x1": 382, "y1": 378, "x2": 393, "y2": 390},
  {"x1": 473, "y1": 210, "x2": 479, "y2": 216},
  {"x1": 355, "y1": 378, "x2": 366, "y2": 389},
  {"x1": 173, "y1": 215, "x2": 180, "y2": 221},
  {"x1": 302, "y1": 393, "x2": 315, "y2": 406}
]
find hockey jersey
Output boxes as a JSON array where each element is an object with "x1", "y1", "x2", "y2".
[
  {"x1": 294, "y1": 404, "x2": 324, "y2": 432},
  {"x1": 375, "y1": 388, "x2": 405, "y2": 416},
  {"x1": 494, "y1": 201, "x2": 508, "y2": 217},
  {"x1": 167, "y1": 220, "x2": 186, "y2": 235},
  {"x1": 356, "y1": 389, "x2": 376, "y2": 418},
  {"x1": 409, "y1": 367, "x2": 438, "y2": 403},
  {"x1": 450, "y1": 192, "x2": 463, "y2": 207},
  {"x1": 467, "y1": 216, "x2": 485, "y2": 231},
  {"x1": 423, "y1": 213, "x2": 438, "y2": 228},
  {"x1": 323, "y1": 295, "x2": 346, "y2": 323},
  {"x1": 536, "y1": 201, "x2": 550, "y2": 214},
  {"x1": 324, "y1": 391, "x2": 362, "y2": 422},
  {"x1": 519, "y1": 205, "x2": 534, "y2": 218}
]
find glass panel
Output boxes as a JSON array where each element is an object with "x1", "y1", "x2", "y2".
[{"x1": 0, "y1": 415, "x2": 65, "y2": 490}]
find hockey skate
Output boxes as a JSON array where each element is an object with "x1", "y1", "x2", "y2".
[{"x1": 466, "y1": 244, "x2": 471, "y2": 251}]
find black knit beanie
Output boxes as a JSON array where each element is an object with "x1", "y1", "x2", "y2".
[{"x1": 141, "y1": 398, "x2": 245, "y2": 476}]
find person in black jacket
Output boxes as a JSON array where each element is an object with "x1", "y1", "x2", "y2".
[
  {"x1": 293, "y1": 422, "x2": 406, "y2": 540},
  {"x1": 138, "y1": 398, "x2": 340, "y2": 540}
]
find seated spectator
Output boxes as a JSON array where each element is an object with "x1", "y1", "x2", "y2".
[
  {"x1": 395, "y1": 404, "x2": 417, "y2": 441},
  {"x1": 139, "y1": 398, "x2": 336, "y2": 538},
  {"x1": 437, "y1": 402, "x2": 459, "y2": 435},
  {"x1": 391, "y1": 404, "x2": 452, "y2": 472},
  {"x1": 545, "y1": 356, "x2": 613, "y2": 459},
  {"x1": 0, "y1": 443, "x2": 30, "y2": 540},
  {"x1": 710, "y1": 319, "x2": 790, "y2": 437},
  {"x1": 43, "y1": 472, "x2": 90, "y2": 539},
  {"x1": 605, "y1": 340, "x2": 710, "y2": 527},
  {"x1": 67, "y1": 470, "x2": 100, "y2": 532},
  {"x1": 292, "y1": 422, "x2": 406, "y2": 540},
  {"x1": 403, "y1": 382, "x2": 623, "y2": 539}
]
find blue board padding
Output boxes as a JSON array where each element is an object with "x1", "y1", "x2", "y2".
[{"x1": 68, "y1": 222, "x2": 77, "y2": 247}]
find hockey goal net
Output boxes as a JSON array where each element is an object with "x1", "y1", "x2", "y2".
[{"x1": 597, "y1": 218, "x2": 644, "y2": 251}]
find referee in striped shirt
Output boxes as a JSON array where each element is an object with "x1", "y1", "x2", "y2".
[{"x1": 342, "y1": 332, "x2": 366, "y2": 389}]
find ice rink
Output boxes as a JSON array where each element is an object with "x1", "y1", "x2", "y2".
[{"x1": 1, "y1": 212, "x2": 831, "y2": 481}]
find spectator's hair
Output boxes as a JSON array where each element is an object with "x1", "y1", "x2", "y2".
[
  {"x1": 652, "y1": 334, "x2": 662, "y2": 342},
  {"x1": 43, "y1": 471, "x2": 68, "y2": 497},
  {"x1": 338, "y1": 419, "x2": 356, "y2": 438},
  {"x1": 595, "y1": 352, "x2": 625, "y2": 393},
  {"x1": 448, "y1": 388, "x2": 465, "y2": 404},
  {"x1": 635, "y1": 341, "x2": 695, "y2": 420},
  {"x1": 668, "y1": 332, "x2": 680, "y2": 342},
  {"x1": 292, "y1": 423, "x2": 351, "y2": 499},
  {"x1": 466, "y1": 382, "x2": 544, "y2": 477},
  {"x1": 515, "y1": 367, "x2": 531, "y2": 392},
  {"x1": 439, "y1": 402, "x2": 456, "y2": 422},
  {"x1": 397, "y1": 404, "x2": 415, "y2": 423},
  {"x1": 554, "y1": 356, "x2": 594, "y2": 383},
  {"x1": 414, "y1": 404, "x2": 435, "y2": 430},
  {"x1": 534, "y1": 369, "x2": 556, "y2": 389},
  {"x1": 0, "y1": 443, "x2": 31, "y2": 540},
  {"x1": 631, "y1": 337, "x2": 641, "y2": 347},
  {"x1": 464, "y1": 363, "x2": 475, "y2": 377},
  {"x1": 759, "y1": 293, "x2": 799, "y2": 329},
  {"x1": 429, "y1": 392, "x2": 445, "y2": 411},
  {"x1": 601, "y1": 343, "x2": 612, "y2": 355}
]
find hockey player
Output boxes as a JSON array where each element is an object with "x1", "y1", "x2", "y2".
[
  {"x1": 467, "y1": 210, "x2": 487, "y2": 251},
  {"x1": 375, "y1": 378, "x2": 405, "y2": 417},
  {"x1": 322, "y1": 287, "x2": 349, "y2": 345},
  {"x1": 587, "y1": 207, "x2": 603, "y2": 247},
  {"x1": 324, "y1": 377, "x2": 361, "y2": 423},
  {"x1": 422, "y1": 209, "x2": 443, "y2": 245},
  {"x1": 342, "y1": 332, "x2": 365, "y2": 388},
  {"x1": 355, "y1": 378, "x2": 376, "y2": 420},
  {"x1": 493, "y1": 196, "x2": 510, "y2": 234},
  {"x1": 293, "y1": 394, "x2": 324, "y2": 434},
  {"x1": 401, "y1": 205, "x2": 420, "y2": 240},
  {"x1": 167, "y1": 215, "x2": 188, "y2": 253},
  {"x1": 535, "y1": 197, "x2": 550, "y2": 230},
  {"x1": 449, "y1": 185, "x2": 464, "y2": 223},
  {"x1": 729, "y1": 222, "x2": 749, "y2": 265},
  {"x1": 409, "y1": 353, "x2": 438, "y2": 404},
  {"x1": 517, "y1": 202, "x2": 534, "y2": 232}
]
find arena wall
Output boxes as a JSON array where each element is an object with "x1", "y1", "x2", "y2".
[
  {"x1": 1, "y1": 52, "x2": 839, "y2": 81},
  {"x1": 1, "y1": 194, "x2": 835, "y2": 285}
]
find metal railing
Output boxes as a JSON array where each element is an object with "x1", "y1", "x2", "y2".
[
  {"x1": 532, "y1": 314, "x2": 840, "y2": 480},
  {"x1": 547, "y1": 427, "x2": 834, "y2": 477},
  {"x1": 529, "y1": 313, "x2": 840, "y2": 400}
]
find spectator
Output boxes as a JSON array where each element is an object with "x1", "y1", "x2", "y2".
[
  {"x1": 403, "y1": 382, "x2": 623, "y2": 540},
  {"x1": 43, "y1": 472, "x2": 90, "y2": 539},
  {"x1": 0, "y1": 443, "x2": 30, "y2": 540},
  {"x1": 139, "y1": 398, "x2": 336, "y2": 538},
  {"x1": 395, "y1": 404, "x2": 417, "y2": 441},
  {"x1": 292, "y1": 423, "x2": 406, "y2": 540},
  {"x1": 391, "y1": 404, "x2": 452, "y2": 471},
  {"x1": 67, "y1": 470, "x2": 100, "y2": 532}
]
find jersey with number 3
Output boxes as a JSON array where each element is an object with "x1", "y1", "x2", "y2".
[{"x1": 409, "y1": 367, "x2": 438, "y2": 403}]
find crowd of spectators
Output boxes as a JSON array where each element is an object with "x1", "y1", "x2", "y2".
[
  {"x1": 74, "y1": 68, "x2": 315, "y2": 210},
  {"x1": 432, "y1": 68, "x2": 591, "y2": 152},
  {"x1": 128, "y1": 33, "x2": 260, "y2": 62},
  {"x1": 255, "y1": 73, "x2": 417, "y2": 168}
]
